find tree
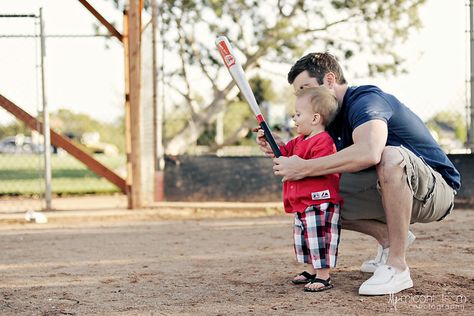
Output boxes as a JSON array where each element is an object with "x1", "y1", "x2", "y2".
[
  {"x1": 0, "y1": 120, "x2": 30, "y2": 140},
  {"x1": 194, "y1": 76, "x2": 274, "y2": 148},
  {"x1": 102, "y1": 0, "x2": 426, "y2": 154},
  {"x1": 426, "y1": 111, "x2": 467, "y2": 144},
  {"x1": 51, "y1": 109, "x2": 125, "y2": 153},
  {"x1": 0, "y1": 109, "x2": 125, "y2": 153},
  {"x1": 248, "y1": 75, "x2": 277, "y2": 106}
]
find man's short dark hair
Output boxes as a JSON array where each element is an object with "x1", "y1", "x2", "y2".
[{"x1": 288, "y1": 52, "x2": 347, "y2": 85}]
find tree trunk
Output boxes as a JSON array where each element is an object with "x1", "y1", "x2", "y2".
[{"x1": 165, "y1": 96, "x2": 226, "y2": 155}]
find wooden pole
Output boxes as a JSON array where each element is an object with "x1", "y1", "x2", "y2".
[
  {"x1": 124, "y1": 1, "x2": 143, "y2": 208},
  {"x1": 79, "y1": 0, "x2": 144, "y2": 207}
]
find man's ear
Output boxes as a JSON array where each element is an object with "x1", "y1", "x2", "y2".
[{"x1": 324, "y1": 72, "x2": 336, "y2": 88}]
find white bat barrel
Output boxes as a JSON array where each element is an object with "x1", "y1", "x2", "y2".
[
  {"x1": 215, "y1": 36, "x2": 281, "y2": 157},
  {"x1": 215, "y1": 36, "x2": 262, "y2": 117}
]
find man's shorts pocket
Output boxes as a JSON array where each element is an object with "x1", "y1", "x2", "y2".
[
  {"x1": 397, "y1": 147, "x2": 455, "y2": 223},
  {"x1": 399, "y1": 148, "x2": 435, "y2": 204}
]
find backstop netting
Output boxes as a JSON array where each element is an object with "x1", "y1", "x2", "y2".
[{"x1": 139, "y1": 19, "x2": 156, "y2": 206}]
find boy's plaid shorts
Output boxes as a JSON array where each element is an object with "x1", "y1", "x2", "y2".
[{"x1": 293, "y1": 203, "x2": 341, "y2": 269}]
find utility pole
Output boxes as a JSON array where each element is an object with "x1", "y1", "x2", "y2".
[
  {"x1": 470, "y1": 0, "x2": 474, "y2": 151},
  {"x1": 39, "y1": 8, "x2": 52, "y2": 210}
]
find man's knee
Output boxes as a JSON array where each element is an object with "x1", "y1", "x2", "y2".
[{"x1": 376, "y1": 146, "x2": 406, "y2": 184}]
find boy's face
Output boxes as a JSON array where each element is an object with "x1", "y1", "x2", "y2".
[{"x1": 293, "y1": 95, "x2": 319, "y2": 136}]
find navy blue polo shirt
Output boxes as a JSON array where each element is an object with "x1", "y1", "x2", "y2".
[{"x1": 327, "y1": 85, "x2": 461, "y2": 190}]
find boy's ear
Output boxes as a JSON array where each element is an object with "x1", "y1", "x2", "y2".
[{"x1": 313, "y1": 113, "x2": 321, "y2": 125}]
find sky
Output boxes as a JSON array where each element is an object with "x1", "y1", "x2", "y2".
[
  {"x1": 0, "y1": 0, "x2": 469, "y2": 125},
  {"x1": 0, "y1": 0, "x2": 124, "y2": 124},
  {"x1": 363, "y1": 0, "x2": 467, "y2": 121}
]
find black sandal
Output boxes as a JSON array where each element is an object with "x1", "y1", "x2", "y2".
[
  {"x1": 291, "y1": 271, "x2": 316, "y2": 284},
  {"x1": 304, "y1": 277, "x2": 333, "y2": 292}
]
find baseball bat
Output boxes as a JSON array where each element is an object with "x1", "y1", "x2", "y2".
[{"x1": 215, "y1": 36, "x2": 281, "y2": 157}]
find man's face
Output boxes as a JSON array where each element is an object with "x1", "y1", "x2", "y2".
[{"x1": 292, "y1": 70, "x2": 320, "y2": 92}]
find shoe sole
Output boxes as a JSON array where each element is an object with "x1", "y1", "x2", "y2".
[
  {"x1": 360, "y1": 264, "x2": 378, "y2": 273},
  {"x1": 292, "y1": 279, "x2": 314, "y2": 284},
  {"x1": 358, "y1": 279, "x2": 413, "y2": 296}
]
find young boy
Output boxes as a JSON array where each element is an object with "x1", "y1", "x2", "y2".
[{"x1": 257, "y1": 86, "x2": 343, "y2": 292}]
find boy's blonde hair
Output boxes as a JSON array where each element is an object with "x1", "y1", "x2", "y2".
[{"x1": 295, "y1": 86, "x2": 338, "y2": 126}]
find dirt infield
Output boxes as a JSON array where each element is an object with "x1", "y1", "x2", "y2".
[{"x1": 0, "y1": 208, "x2": 473, "y2": 315}]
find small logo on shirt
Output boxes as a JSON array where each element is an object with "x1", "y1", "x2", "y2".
[{"x1": 311, "y1": 190, "x2": 331, "y2": 200}]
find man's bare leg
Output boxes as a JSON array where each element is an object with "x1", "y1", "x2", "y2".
[
  {"x1": 376, "y1": 146, "x2": 412, "y2": 271},
  {"x1": 358, "y1": 146, "x2": 414, "y2": 295},
  {"x1": 342, "y1": 219, "x2": 389, "y2": 248}
]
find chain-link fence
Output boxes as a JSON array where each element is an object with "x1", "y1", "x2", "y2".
[
  {"x1": 0, "y1": 106, "x2": 126, "y2": 213},
  {"x1": 0, "y1": 13, "x2": 44, "y2": 213},
  {"x1": 0, "y1": 109, "x2": 45, "y2": 213},
  {"x1": 0, "y1": 9, "x2": 126, "y2": 213}
]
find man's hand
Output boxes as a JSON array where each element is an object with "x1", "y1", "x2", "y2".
[
  {"x1": 253, "y1": 127, "x2": 284, "y2": 157},
  {"x1": 273, "y1": 155, "x2": 307, "y2": 181}
]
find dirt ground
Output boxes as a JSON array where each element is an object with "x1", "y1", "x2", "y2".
[{"x1": 0, "y1": 207, "x2": 473, "y2": 315}]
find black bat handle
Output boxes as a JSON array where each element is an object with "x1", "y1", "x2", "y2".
[{"x1": 259, "y1": 121, "x2": 281, "y2": 157}]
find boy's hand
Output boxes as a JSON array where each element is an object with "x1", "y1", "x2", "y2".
[{"x1": 252, "y1": 127, "x2": 284, "y2": 157}]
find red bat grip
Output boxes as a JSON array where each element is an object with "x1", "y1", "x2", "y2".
[{"x1": 259, "y1": 121, "x2": 281, "y2": 157}]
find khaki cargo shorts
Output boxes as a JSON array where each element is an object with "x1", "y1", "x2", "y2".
[{"x1": 340, "y1": 146, "x2": 456, "y2": 224}]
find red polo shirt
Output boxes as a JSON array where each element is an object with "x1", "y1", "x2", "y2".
[{"x1": 280, "y1": 131, "x2": 343, "y2": 213}]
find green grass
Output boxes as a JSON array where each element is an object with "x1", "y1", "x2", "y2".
[{"x1": 0, "y1": 154, "x2": 126, "y2": 196}]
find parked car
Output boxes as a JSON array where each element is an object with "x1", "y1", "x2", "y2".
[
  {"x1": 80, "y1": 132, "x2": 119, "y2": 156},
  {"x1": 0, "y1": 135, "x2": 49, "y2": 154}
]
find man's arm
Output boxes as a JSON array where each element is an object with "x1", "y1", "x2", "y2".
[{"x1": 273, "y1": 120, "x2": 388, "y2": 181}]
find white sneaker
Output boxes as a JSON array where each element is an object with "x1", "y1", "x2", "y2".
[
  {"x1": 359, "y1": 265, "x2": 413, "y2": 295},
  {"x1": 360, "y1": 245, "x2": 388, "y2": 273},
  {"x1": 360, "y1": 231, "x2": 416, "y2": 273}
]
